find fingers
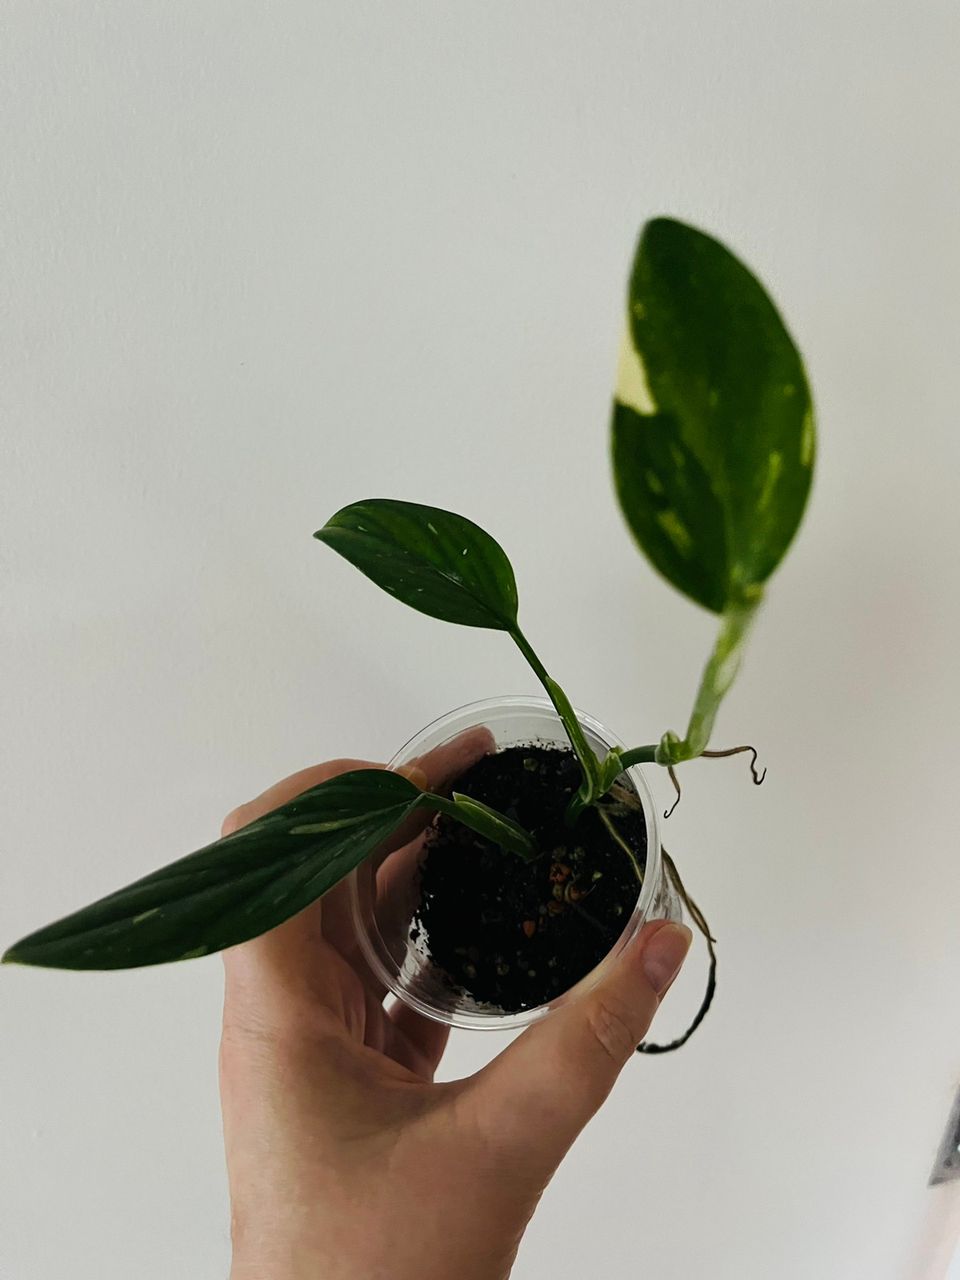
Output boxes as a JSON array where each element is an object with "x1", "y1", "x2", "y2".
[
  {"x1": 374, "y1": 725, "x2": 496, "y2": 918},
  {"x1": 350, "y1": 726, "x2": 497, "y2": 985},
  {"x1": 220, "y1": 758, "x2": 383, "y2": 998},
  {"x1": 219, "y1": 728, "x2": 495, "y2": 1015},
  {"x1": 467, "y1": 920, "x2": 692, "y2": 1176},
  {"x1": 220, "y1": 752, "x2": 427, "y2": 975},
  {"x1": 220, "y1": 758, "x2": 382, "y2": 837},
  {"x1": 413, "y1": 725, "x2": 496, "y2": 794}
]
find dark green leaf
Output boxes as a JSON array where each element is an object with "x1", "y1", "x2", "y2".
[
  {"x1": 614, "y1": 217, "x2": 815, "y2": 613},
  {"x1": 315, "y1": 499, "x2": 519, "y2": 630},
  {"x1": 3, "y1": 771, "x2": 422, "y2": 970}
]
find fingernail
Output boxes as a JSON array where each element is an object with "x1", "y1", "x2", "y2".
[{"x1": 642, "y1": 923, "x2": 692, "y2": 995}]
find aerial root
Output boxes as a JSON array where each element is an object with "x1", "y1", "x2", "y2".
[
  {"x1": 701, "y1": 744, "x2": 766, "y2": 785},
  {"x1": 663, "y1": 765, "x2": 682, "y2": 819}
]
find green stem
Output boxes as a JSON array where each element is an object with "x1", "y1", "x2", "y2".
[
  {"x1": 658, "y1": 601, "x2": 760, "y2": 765},
  {"x1": 617, "y1": 745, "x2": 659, "y2": 769},
  {"x1": 509, "y1": 627, "x2": 602, "y2": 806}
]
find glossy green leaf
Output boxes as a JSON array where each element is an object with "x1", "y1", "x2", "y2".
[
  {"x1": 3, "y1": 771, "x2": 423, "y2": 970},
  {"x1": 614, "y1": 217, "x2": 815, "y2": 614},
  {"x1": 316, "y1": 500, "x2": 605, "y2": 813},
  {"x1": 315, "y1": 499, "x2": 519, "y2": 630}
]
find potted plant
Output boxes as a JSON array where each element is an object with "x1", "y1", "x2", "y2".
[{"x1": 3, "y1": 217, "x2": 815, "y2": 1053}]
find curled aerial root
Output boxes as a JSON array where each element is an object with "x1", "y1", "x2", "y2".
[
  {"x1": 701, "y1": 744, "x2": 766, "y2": 786},
  {"x1": 663, "y1": 765, "x2": 682, "y2": 819}
]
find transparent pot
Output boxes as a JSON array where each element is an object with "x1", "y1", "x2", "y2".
[{"x1": 348, "y1": 695, "x2": 681, "y2": 1032}]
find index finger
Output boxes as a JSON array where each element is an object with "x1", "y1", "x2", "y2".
[
  {"x1": 220, "y1": 757, "x2": 385, "y2": 837},
  {"x1": 220, "y1": 728, "x2": 495, "y2": 994}
]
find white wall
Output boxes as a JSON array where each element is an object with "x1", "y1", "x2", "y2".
[{"x1": 2, "y1": 4, "x2": 959, "y2": 1277}]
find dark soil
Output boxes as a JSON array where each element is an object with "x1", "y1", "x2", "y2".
[{"x1": 413, "y1": 744, "x2": 647, "y2": 1013}]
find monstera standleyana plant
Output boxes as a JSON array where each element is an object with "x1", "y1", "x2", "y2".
[{"x1": 5, "y1": 219, "x2": 814, "y2": 1051}]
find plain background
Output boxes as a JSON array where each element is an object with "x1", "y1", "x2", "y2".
[{"x1": 2, "y1": 4, "x2": 959, "y2": 1278}]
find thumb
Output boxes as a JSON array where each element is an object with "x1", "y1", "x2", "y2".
[{"x1": 468, "y1": 920, "x2": 692, "y2": 1174}]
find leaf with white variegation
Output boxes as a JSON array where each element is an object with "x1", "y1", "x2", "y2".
[
  {"x1": 316, "y1": 499, "x2": 604, "y2": 811},
  {"x1": 315, "y1": 499, "x2": 519, "y2": 630},
  {"x1": 613, "y1": 217, "x2": 815, "y2": 615},
  {"x1": 2, "y1": 771, "x2": 426, "y2": 970}
]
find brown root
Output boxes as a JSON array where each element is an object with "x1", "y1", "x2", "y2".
[
  {"x1": 701, "y1": 744, "x2": 767, "y2": 785},
  {"x1": 636, "y1": 849, "x2": 717, "y2": 1055},
  {"x1": 601, "y1": 784, "x2": 717, "y2": 1055},
  {"x1": 663, "y1": 765, "x2": 682, "y2": 819}
]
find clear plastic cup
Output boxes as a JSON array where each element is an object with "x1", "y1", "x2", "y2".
[{"x1": 348, "y1": 695, "x2": 680, "y2": 1032}]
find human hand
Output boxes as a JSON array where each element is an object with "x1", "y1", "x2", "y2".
[{"x1": 219, "y1": 732, "x2": 692, "y2": 1280}]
